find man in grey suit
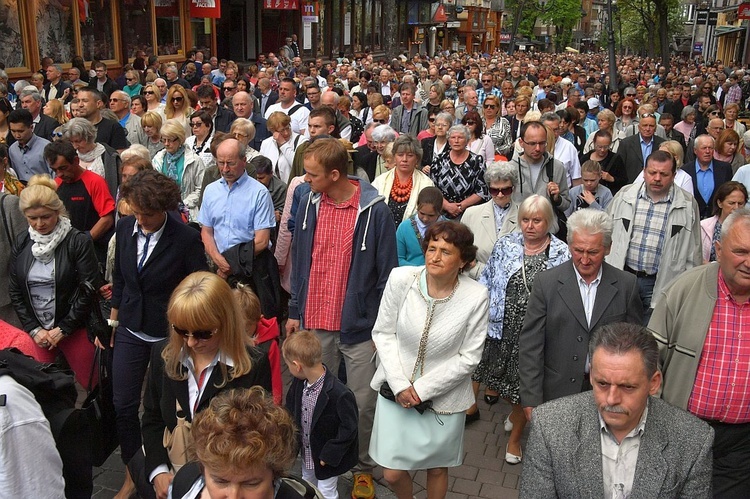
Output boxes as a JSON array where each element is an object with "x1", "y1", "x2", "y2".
[
  {"x1": 616, "y1": 113, "x2": 665, "y2": 183},
  {"x1": 520, "y1": 322, "x2": 713, "y2": 498},
  {"x1": 520, "y1": 209, "x2": 643, "y2": 419}
]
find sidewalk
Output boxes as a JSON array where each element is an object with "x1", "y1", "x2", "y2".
[{"x1": 92, "y1": 395, "x2": 526, "y2": 498}]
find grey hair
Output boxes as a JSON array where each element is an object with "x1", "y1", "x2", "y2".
[
  {"x1": 391, "y1": 134, "x2": 423, "y2": 163},
  {"x1": 721, "y1": 206, "x2": 750, "y2": 240},
  {"x1": 518, "y1": 194, "x2": 558, "y2": 235},
  {"x1": 63, "y1": 117, "x2": 97, "y2": 143},
  {"x1": 680, "y1": 105, "x2": 696, "y2": 121},
  {"x1": 464, "y1": 79, "x2": 478, "y2": 90},
  {"x1": 19, "y1": 87, "x2": 41, "y2": 101},
  {"x1": 14, "y1": 81, "x2": 30, "y2": 94},
  {"x1": 113, "y1": 91, "x2": 131, "y2": 106},
  {"x1": 589, "y1": 322, "x2": 659, "y2": 378},
  {"x1": 435, "y1": 112, "x2": 453, "y2": 126},
  {"x1": 447, "y1": 124, "x2": 471, "y2": 141},
  {"x1": 484, "y1": 161, "x2": 518, "y2": 186},
  {"x1": 372, "y1": 124, "x2": 397, "y2": 142},
  {"x1": 693, "y1": 134, "x2": 714, "y2": 151},
  {"x1": 540, "y1": 111, "x2": 560, "y2": 124},
  {"x1": 566, "y1": 208, "x2": 613, "y2": 247}
]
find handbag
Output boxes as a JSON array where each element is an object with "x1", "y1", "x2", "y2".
[
  {"x1": 82, "y1": 347, "x2": 119, "y2": 467},
  {"x1": 163, "y1": 399, "x2": 193, "y2": 472},
  {"x1": 379, "y1": 382, "x2": 433, "y2": 414},
  {"x1": 76, "y1": 280, "x2": 112, "y2": 345}
]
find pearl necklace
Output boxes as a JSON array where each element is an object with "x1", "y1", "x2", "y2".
[{"x1": 524, "y1": 235, "x2": 550, "y2": 255}]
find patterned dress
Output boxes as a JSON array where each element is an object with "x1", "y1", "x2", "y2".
[
  {"x1": 429, "y1": 151, "x2": 488, "y2": 216},
  {"x1": 473, "y1": 252, "x2": 548, "y2": 404}
]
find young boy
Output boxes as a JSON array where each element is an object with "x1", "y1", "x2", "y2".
[
  {"x1": 565, "y1": 159, "x2": 613, "y2": 216},
  {"x1": 283, "y1": 331, "x2": 359, "y2": 499}
]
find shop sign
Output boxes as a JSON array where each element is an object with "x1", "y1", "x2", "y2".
[
  {"x1": 190, "y1": 0, "x2": 221, "y2": 18},
  {"x1": 263, "y1": 0, "x2": 299, "y2": 9},
  {"x1": 155, "y1": 0, "x2": 179, "y2": 16},
  {"x1": 739, "y1": 3, "x2": 750, "y2": 19},
  {"x1": 302, "y1": 1, "x2": 319, "y2": 22}
]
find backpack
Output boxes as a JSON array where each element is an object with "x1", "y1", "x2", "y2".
[{"x1": 350, "y1": 115, "x2": 364, "y2": 143}]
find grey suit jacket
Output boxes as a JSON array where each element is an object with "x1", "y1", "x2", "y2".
[
  {"x1": 461, "y1": 200, "x2": 519, "y2": 279},
  {"x1": 0, "y1": 194, "x2": 27, "y2": 327},
  {"x1": 519, "y1": 261, "x2": 643, "y2": 408},
  {"x1": 520, "y1": 393, "x2": 713, "y2": 499},
  {"x1": 617, "y1": 133, "x2": 665, "y2": 183}
]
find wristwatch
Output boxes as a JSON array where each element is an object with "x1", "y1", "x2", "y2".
[{"x1": 107, "y1": 319, "x2": 119, "y2": 328}]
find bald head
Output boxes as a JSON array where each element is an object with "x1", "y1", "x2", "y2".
[
  {"x1": 321, "y1": 91, "x2": 339, "y2": 108},
  {"x1": 707, "y1": 118, "x2": 725, "y2": 139},
  {"x1": 232, "y1": 91, "x2": 253, "y2": 118}
]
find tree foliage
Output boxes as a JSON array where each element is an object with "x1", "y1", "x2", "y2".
[{"x1": 615, "y1": 0, "x2": 681, "y2": 59}]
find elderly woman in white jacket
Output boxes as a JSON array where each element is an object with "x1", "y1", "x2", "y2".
[
  {"x1": 152, "y1": 119, "x2": 207, "y2": 222},
  {"x1": 370, "y1": 220, "x2": 488, "y2": 499},
  {"x1": 372, "y1": 134, "x2": 435, "y2": 227}
]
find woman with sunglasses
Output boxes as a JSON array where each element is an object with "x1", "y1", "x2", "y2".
[
  {"x1": 152, "y1": 120, "x2": 207, "y2": 222},
  {"x1": 137, "y1": 271, "x2": 272, "y2": 499},
  {"x1": 463, "y1": 110, "x2": 495, "y2": 163},
  {"x1": 184, "y1": 110, "x2": 215, "y2": 171},
  {"x1": 106, "y1": 170, "x2": 208, "y2": 499},
  {"x1": 165, "y1": 85, "x2": 192, "y2": 135},
  {"x1": 482, "y1": 95, "x2": 513, "y2": 159},
  {"x1": 421, "y1": 112, "x2": 452, "y2": 171},
  {"x1": 613, "y1": 97, "x2": 637, "y2": 135},
  {"x1": 143, "y1": 82, "x2": 166, "y2": 115},
  {"x1": 697, "y1": 105, "x2": 722, "y2": 136},
  {"x1": 123, "y1": 70, "x2": 143, "y2": 98},
  {"x1": 372, "y1": 104, "x2": 391, "y2": 128}
]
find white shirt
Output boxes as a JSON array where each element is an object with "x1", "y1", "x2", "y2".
[
  {"x1": 264, "y1": 101, "x2": 310, "y2": 135},
  {"x1": 259, "y1": 133, "x2": 307, "y2": 183},
  {"x1": 554, "y1": 136, "x2": 582, "y2": 187},
  {"x1": 574, "y1": 265, "x2": 602, "y2": 327},
  {"x1": 600, "y1": 405, "x2": 647, "y2": 499}
]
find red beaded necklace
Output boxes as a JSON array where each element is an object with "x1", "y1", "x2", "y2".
[{"x1": 390, "y1": 173, "x2": 413, "y2": 203}]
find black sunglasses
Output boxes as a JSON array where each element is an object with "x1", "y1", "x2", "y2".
[
  {"x1": 172, "y1": 324, "x2": 215, "y2": 340},
  {"x1": 489, "y1": 186, "x2": 513, "y2": 196}
]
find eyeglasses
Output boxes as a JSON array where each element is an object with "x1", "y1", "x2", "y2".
[
  {"x1": 374, "y1": 118, "x2": 387, "y2": 124},
  {"x1": 126, "y1": 78, "x2": 136, "y2": 82},
  {"x1": 523, "y1": 140, "x2": 547, "y2": 148},
  {"x1": 709, "y1": 111, "x2": 720, "y2": 115},
  {"x1": 483, "y1": 104, "x2": 496, "y2": 109},
  {"x1": 223, "y1": 86, "x2": 236, "y2": 91},
  {"x1": 109, "y1": 98, "x2": 122, "y2": 102},
  {"x1": 144, "y1": 91, "x2": 155, "y2": 95},
  {"x1": 172, "y1": 324, "x2": 215, "y2": 341},
  {"x1": 171, "y1": 96, "x2": 184, "y2": 102},
  {"x1": 233, "y1": 132, "x2": 249, "y2": 139},
  {"x1": 428, "y1": 117, "x2": 435, "y2": 122},
  {"x1": 465, "y1": 120, "x2": 476, "y2": 125},
  {"x1": 161, "y1": 137, "x2": 179, "y2": 144},
  {"x1": 640, "y1": 113, "x2": 656, "y2": 119},
  {"x1": 481, "y1": 79, "x2": 493, "y2": 83},
  {"x1": 489, "y1": 186, "x2": 513, "y2": 196},
  {"x1": 190, "y1": 121, "x2": 204, "y2": 127},
  {"x1": 543, "y1": 85, "x2": 551, "y2": 89}
]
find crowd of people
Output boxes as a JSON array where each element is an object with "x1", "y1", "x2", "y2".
[{"x1": 0, "y1": 45, "x2": 749, "y2": 498}]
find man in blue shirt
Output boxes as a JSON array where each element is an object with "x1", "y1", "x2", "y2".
[
  {"x1": 198, "y1": 138, "x2": 276, "y2": 279},
  {"x1": 8, "y1": 109, "x2": 51, "y2": 183},
  {"x1": 687, "y1": 134, "x2": 733, "y2": 219}
]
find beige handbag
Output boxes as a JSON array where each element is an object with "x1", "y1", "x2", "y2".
[{"x1": 162, "y1": 399, "x2": 193, "y2": 472}]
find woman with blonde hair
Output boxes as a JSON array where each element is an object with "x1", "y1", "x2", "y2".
[
  {"x1": 43, "y1": 98, "x2": 69, "y2": 125},
  {"x1": 372, "y1": 104, "x2": 391, "y2": 126},
  {"x1": 583, "y1": 108, "x2": 620, "y2": 153},
  {"x1": 142, "y1": 111, "x2": 165, "y2": 159},
  {"x1": 164, "y1": 85, "x2": 192, "y2": 135},
  {"x1": 138, "y1": 272, "x2": 272, "y2": 499},
  {"x1": 152, "y1": 119, "x2": 207, "y2": 222},
  {"x1": 143, "y1": 82, "x2": 165, "y2": 114},
  {"x1": 723, "y1": 102, "x2": 746, "y2": 136}
]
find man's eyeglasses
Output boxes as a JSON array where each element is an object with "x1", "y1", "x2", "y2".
[
  {"x1": 172, "y1": 325, "x2": 215, "y2": 341},
  {"x1": 223, "y1": 86, "x2": 236, "y2": 91},
  {"x1": 489, "y1": 186, "x2": 513, "y2": 196}
]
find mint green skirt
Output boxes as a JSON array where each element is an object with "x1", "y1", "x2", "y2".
[{"x1": 369, "y1": 394, "x2": 465, "y2": 470}]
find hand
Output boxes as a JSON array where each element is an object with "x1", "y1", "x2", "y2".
[
  {"x1": 286, "y1": 319, "x2": 300, "y2": 335},
  {"x1": 99, "y1": 283, "x2": 113, "y2": 300},
  {"x1": 214, "y1": 255, "x2": 232, "y2": 278},
  {"x1": 47, "y1": 327, "x2": 64, "y2": 348},
  {"x1": 579, "y1": 189, "x2": 596, "y2": 205},
  {"x1": 153, "y1": 472, "x2": 174, "y2": 499},
  {"x1": 320, "y1": 460, "x2": 326, "y2": 466},
  {"x1": 601, "y1": 171, "x2": 614, "y2": 183},
  {"x1": 33, "y1": 329, "x2": 52, "y2": 349},
  {"x1": 396, "y1": 386, "x2": 422, "y2": 408},
  {"x1": 445, "y1": 202, "x2": 462, "y2": 218},
  {"x1": 523, "y1": 406, "x2": 534, "y2": 422},
  {"x1": 546, "y1": 181, "x2": 560, "y2": 200},
  {"x1": 421, "y1": 165, "x2": 431, "y2": 175}
]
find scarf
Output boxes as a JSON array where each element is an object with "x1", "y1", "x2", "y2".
[
  {"x1": 29, "y1": 217, "x2": 72, "y2": 264},
  {"x1": 164, "y1": 146, "x2": 186, "y2": 186},
  {"x1": 78, "y1": 143, "x2": 106, "y2": 178}
]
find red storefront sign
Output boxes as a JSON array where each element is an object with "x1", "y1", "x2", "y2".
[
  {"x1": 263, "y1": 0, "x2": 299, "y2": 9},
  {"x1": 190, "y1": 0, "x2": 221, "y2": 18},
  {"x1": 739, "y1": 2, "x2": 750, "y2": 19}
]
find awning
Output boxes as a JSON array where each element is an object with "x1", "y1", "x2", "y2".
[{"x1": 715, "y1": 25, "x2": 746, "y2": 37}]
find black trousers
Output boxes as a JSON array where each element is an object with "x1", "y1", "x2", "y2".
[{"x1": 704, "y1": 419, "x2": 750, "y2": 498}]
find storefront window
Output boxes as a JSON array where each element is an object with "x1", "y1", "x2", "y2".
[
  {"x1": 81, "y1": 0, "x2": 115, "y2": 61},
  {"x1": 121, "y1": 0, "x2": 154, "y2": 58},
  {"x1": 155, "y1": 0, "x2": 182, "y2": 55},
  {"x1": 190, "y1": 19, "x2": 213, "y2": 56},
  {"x1": 36, "y1": 0, "x2": 76, "y2": 63},
  {"x1": 0, "y1": 0, "x2": 25, "y2": 68}
]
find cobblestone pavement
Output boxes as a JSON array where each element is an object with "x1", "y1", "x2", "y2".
[{"x1": 93, "y1": 393, "x2": 527, "y2": 498}]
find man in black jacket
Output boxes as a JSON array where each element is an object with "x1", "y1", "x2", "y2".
[{"x1": 18, "y1": 88, "x2": 59, "y2": 142}]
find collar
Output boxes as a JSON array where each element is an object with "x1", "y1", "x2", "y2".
[
  {"x1": 574, "y1": 264, "x2": 603, "y2": 287},
  {"x1": 695, "y1": 159, "x2": 714, "y2": 172},
  {"x1": 131, "y1": 212, "x2": 168, "y2": 237},
  {"x1": 718, "y1": 270, "x2": 750, "y2": 305},
  {"x1": 304, "y1": 367, "x2": 327, "y2": 391},
  {"x1": 599, "y1": 402, "x2": 649, "y2": 440},
  {"x1": 179, "y1": 347, "x2": 235, "y2": 371},
  {"x1": 638, "y1": 182, "x2": 674, "y2": 203},
  {"x1": 219, "y1": 171, "x2": 250, "y2": 188},
  {"x1": 639, "y1": 134, "x2": 653, "y2": 145},
  {"x1": 20, "y1": 133, "x2": 38, "y2": 150}
]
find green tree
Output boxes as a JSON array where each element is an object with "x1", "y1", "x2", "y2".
[
  {"x1": 383, "y1": 0, "x2": 398, "y2": 59},
  {"x1": 535, "y1": 0, "x2": 583, "y2": 51}
]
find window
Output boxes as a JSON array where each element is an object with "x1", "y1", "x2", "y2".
[
  {"x1": 191, "y1": 19, "x2": 213, "y2": 56},
  {"x1": 36, "y1": 0, "x2": 76, "y2": 63},
  {"x1": 81, "y1": 0, "x2": 115, "y2": 61},
  {"x1": 0, "y1": 0, "x2": 25, "y2": 68},
  {"x1": 121, "y1": 0, "x2": 154, "y2": 58},
  {"x1": 155, "y1": 0, "x2": 182, "y2": 55}
]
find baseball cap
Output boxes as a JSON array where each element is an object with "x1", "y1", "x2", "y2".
[{"x1": 587, "y1": 97, "x2": 600, "y2": 110}]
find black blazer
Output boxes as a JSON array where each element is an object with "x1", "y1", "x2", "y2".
[
  {"x1": 142, "y1": 341, "x2": 272, "y2": 477},
  {"x1": 665, "y1": 128, "x2": 686, "y2": 150},
  {"x1": 285, "y1": 368, "x2": 359, "y2": 480},
  {"x1": 34, "y1": 114, "x2": 61, "y2": 142},
  {"x1": 110, "y1": 214, "x2": 208, "y2": 337},
  {"x1": 354, "y1": 145, "x2": 378, "y2": 181},
  {"x1": 90, "y1": 77, "x2": 120, "y2": 99},
  {"x1": 254, "y1": 90, "x2": 279, "y2": 116},
  {"x1": 616, "y1": 133, "x2": 665, "y2": 183},
  {"x1": 213, "y1": 106, "x2": 236, "y2": 134},
  {"x1": 683, "y1": 159, "x2": 733, "y2": 219}
]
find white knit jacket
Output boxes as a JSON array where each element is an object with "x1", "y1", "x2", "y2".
[{"x1": 370, "y1": 266, "x2": 489, "y2": 414}]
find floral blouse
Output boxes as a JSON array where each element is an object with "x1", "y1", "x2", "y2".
[
  {"x1": 485, "y1": 116, "x2": 513, "y2": 158},
  {"x1": 429, "y1": 151, "x2": 489, "y2": 205}
]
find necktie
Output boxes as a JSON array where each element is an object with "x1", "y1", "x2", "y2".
[{"x1": 138, "y1": 231, "x2": 153, "y2": 272}]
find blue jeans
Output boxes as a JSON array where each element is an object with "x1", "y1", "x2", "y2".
[
  {"x1": 112, "y1": 327, "x2": 156, "y2": 463},
  {"x1": 636, "y1": 275, "x2": 656, "y2": 326}
]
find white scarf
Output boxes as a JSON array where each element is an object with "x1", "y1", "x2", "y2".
[
  {"x1": 78, "y1": 143, "x2": 107, "y2": 178},
  {"x1": 29, "y1": 217, "x2": 72, "y2": 264}
]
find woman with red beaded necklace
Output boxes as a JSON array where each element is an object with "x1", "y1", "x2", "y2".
[{"x1": 372, "y1": 134, "x2": 435, "y2": 227}]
